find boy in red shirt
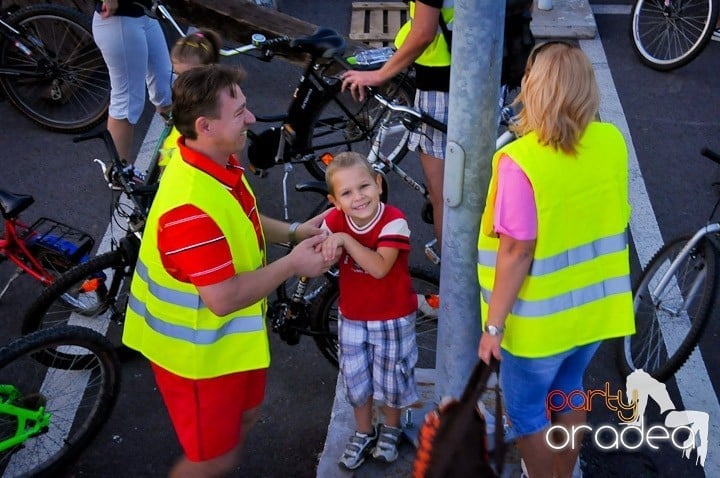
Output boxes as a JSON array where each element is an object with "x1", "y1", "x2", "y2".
[{"x1": 320, "y1": 152, "x2": 419, "y2": 469}]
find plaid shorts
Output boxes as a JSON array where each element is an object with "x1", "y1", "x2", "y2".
[
  {"x1": 338, "y1": 312, "x2": 419, "y2": 409},
  {"x1": 407, "y1": 90, "x2": 449, "y2": 160}
]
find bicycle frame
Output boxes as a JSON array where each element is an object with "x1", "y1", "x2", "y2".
[
  {"x1": 0, "y1": 217, "x2": 57, "y2": 287},
  {"x1": 0, "y1": 383, "x2": 51, "y2": 452}
]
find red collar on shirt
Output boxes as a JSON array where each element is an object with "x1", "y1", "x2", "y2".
[{"x1": 177, "y1": 137, "x2": 244, "y2": 186}]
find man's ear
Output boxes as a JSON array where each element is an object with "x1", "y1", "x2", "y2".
[
  {"x1": 194, "y1": 116, "x2": 211, "y2": 136},
  {"x1": 327, "y1": 194, "x2": 342, "y2": 211}
]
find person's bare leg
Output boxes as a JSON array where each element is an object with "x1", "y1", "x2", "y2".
[
  {"x1": 107, "y1": 116, "x2": 134, "y2": 163},
  {"x1": 419, "y1": 152, "x2": 445, "y2": 249},
  {"x1": 169, "y1": 406, "x2": 262, "y2": 478},
  {"x1": 381, "y1": 404, "x2": 401, "y2": 428},
  {"x1": 353, "y1": 398, "x2": 375, "y2": 434},
  {"x1": 552, "y1": 410, "x2": 587, "y2": 478},
  {"x1": 516, "y1": 429, "x2": 555, "y2": 478}
]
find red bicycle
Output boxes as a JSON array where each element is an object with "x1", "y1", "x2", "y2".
[{"x1": 0, "y1": 189, "x2": 95, "y2": 300}]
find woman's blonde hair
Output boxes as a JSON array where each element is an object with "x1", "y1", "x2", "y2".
[{"x1": 511, "y1": 42, "x2": 599, "y2": 155}]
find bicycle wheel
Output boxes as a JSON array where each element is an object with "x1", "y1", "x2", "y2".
[
  {"x1": 303, "y1": 74, "x2": 415, "y2": 180},
  {"x1": 0, "y1": 326, "x2": 120, "y2": 477},
  {"x1": 617, "y1": 235, "x2": 718, "y2": 381},
  {"x1": 630, "y1": 0, "x2": 719, "y2": 71},
  {"x1": 0, "y1": 5, "x2": 110, "y2": 132},
  {"x1": 22, "y1": 250, "x2": 129, "y2": 360},
  {"x1": 311, "y1": 267, "x2": 439, "y2": 368}
]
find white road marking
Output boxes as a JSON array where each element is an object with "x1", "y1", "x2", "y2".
[{"x1": 586, "y1": 7, "x2": 718, "y2": 475}]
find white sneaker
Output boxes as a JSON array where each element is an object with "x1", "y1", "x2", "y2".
[{"x1": 712, "y1": 28, "x2": 720, "y2": 42}]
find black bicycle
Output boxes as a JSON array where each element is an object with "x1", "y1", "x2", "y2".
[{"x1": 0, "y1": 3, "x2": 110, "y2": 132}]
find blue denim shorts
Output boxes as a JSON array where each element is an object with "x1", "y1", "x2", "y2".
[{"x1": 499, "y1": 341, "x2": 601, "y2": 437}]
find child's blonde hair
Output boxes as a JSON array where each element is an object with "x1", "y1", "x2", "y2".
[
  {"x1": 325, "y1": 152, "x2": 378, "y2": 195},
  {"x1": 171, "y1": 29, "x2": 223, "y2": 66},
  {"x1": 511, "y1": 41, "x2": 599, "y2": 155}
]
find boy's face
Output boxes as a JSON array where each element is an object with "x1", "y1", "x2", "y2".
[
  {"x1": 206, "y1": 84, "x2": 255, "y2": 156},
  {"x1": 328, "y1": 165, "x2": 382, "y2": 227}
]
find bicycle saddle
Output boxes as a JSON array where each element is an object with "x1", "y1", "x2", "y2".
[
  {"x1": 0, "y1": 189, "x2": 34, "y2": 219},
  {"x1": 291, "y1": 27, "x2": 346, "y2": 58}
]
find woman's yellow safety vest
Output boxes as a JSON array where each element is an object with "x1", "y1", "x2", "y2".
[
  {"x1": 477, "y1": 122, "x2": 635, "y2": 358},
  {"x1": 123, "y1": 154, "x2": 269, "y2": 379},
  {"x1": 394, "y1": 0, "x2": 454, "y2": 67}
]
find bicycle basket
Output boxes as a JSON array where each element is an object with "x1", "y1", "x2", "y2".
[
  {"x1": 26, "y1": 217, "x2": 95, "y2": 263},
  {"x1": 246, "y1": 127, "x2": 290, "y2": 170}
]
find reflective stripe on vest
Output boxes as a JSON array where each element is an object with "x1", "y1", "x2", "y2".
[
  {"x1": 477, "y1": 122, "x2": 635, "y2": 357},
  {"x1": 477, "y1": 231, "x2": 628, "y2": 277},
  {"x1": 480, "y1": 276, "x2": 631, "y2": 318},
  {"x1": 394, "y1": 1, "x2": 453, "y2": 67},
  {"x1": 127, "y1": 295, "x2": 264, "y2": 344},
  {"x1": 135, "y1": 259, "x2": 205, "y2": 309}
]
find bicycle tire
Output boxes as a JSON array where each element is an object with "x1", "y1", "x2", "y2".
[
  {"x1": 616, "y1": 235, "x2": 718, "y2": 381},
  {"x1": 630, "y1": 0, "x2": 719, "y2": 71},
  {"x1": 22, "y1": 249, "x2": 129, "y2": 360},
  {"x1": 310, "y1": 266, "x2": 439, "y2": 368},
  {"x1": 0, "y1": 325, "x2": 120, "y2": 477},
  {"x1": 0, "y1": 5, "x2": 110, "y2": 132},
  {"x1": 303, "y1": 75, "x2": 415, "y2": 180}
]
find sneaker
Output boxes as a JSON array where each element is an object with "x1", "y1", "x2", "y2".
[
  {"x1": 371, "y1": 424, "x2": 402, "y2": 463},
  {"x1": 712, "y1": 28, "x2": 720, "y2": 42},
  {"x1": 338, "y1": 428, "x2": 377, "y2": 470}
]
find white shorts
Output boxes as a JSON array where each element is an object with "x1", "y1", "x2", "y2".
[{"x1": 92, "y1": 13, "x2": 172, "y2": 124}]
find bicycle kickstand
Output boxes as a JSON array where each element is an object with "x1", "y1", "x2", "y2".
[{"x1": 0, "y1": 268, "x2": 23, "y2": 300}]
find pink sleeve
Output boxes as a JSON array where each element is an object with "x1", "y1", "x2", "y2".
[{"x1": 493, "y1": 154, "x2": 537, "y2": 240}]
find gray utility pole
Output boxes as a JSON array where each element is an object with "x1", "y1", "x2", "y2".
[{"x1": 437, "y1": 0, "x2": 505, "y2": 399}]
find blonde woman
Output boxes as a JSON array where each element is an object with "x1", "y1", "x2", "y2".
[{"x1": 477, "y1": 42, "x2": 635, "y2": 478}]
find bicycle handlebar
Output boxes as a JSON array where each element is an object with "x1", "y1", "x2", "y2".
[{"x1": 370, "y1": 90, "x2": 448, "y2": 134}]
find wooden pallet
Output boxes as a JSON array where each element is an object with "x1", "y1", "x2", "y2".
[{"x1": 350, "y1": 2, "x2": 408, "y2": 48}]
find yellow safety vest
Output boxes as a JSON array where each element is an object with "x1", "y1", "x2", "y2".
[
  {"x1": 159, "y1": 126, "x2": 181, "y2": 167},
  {"x1": 123, "y1": 154, "x2": 269, "y2": 379},
  {"x1": 394, "y1": 0, "x2": 454, "y2": 67},
  {"x1": 477, "y1": 122, "x2": 635, "y2": 358}
]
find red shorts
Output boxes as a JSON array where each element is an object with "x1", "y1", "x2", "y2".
[{"x1": 151, "y1": 363, "x2": 267, "y2": 462}]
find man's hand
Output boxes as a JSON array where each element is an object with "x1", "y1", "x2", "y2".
[
  {"x1": 296, "y1": 208, "x2": 332, "y2": 242},
  {"x1": 287, "y1": 235, "x2": 334, "y2": 277}
]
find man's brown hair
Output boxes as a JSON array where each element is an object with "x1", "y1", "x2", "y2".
[{"x1": 172, "y1": 64, "x2": 247, "y2": 140}]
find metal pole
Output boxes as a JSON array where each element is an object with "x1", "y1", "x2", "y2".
[{"x1": 437, "y1": 0, "x2": 504, "y2": 398}]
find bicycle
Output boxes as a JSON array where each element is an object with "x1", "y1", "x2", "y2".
[
  {"x1": 0, "y1": 3, "x2": 110, "y2": 132},
  {"x1": 21, "y1": 128, "x2": 157, "y2": 355},
  {"x1": 146, "y1": 0, "x2": 416, "y2": 184},
  {"x1": 616, "y1": 147, "x2": 720, "y2": 381},
  {"x1": 630, "y1": 0, "x2": 719, "y2": 71},
  {"x1": 0, "y1": 188, "x2": 95, "y2": 301},
  {"x1": 0, "y1": 325, "x2": 121, "y2": 477}
]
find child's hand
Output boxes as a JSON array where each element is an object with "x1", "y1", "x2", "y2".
[{"x1": 320, "y1": 233, "x2": 344, "y2": 262}]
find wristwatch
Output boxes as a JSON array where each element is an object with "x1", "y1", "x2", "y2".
[{"x1": 484, "y1": 324, "x2": 504, "y2": 336}]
